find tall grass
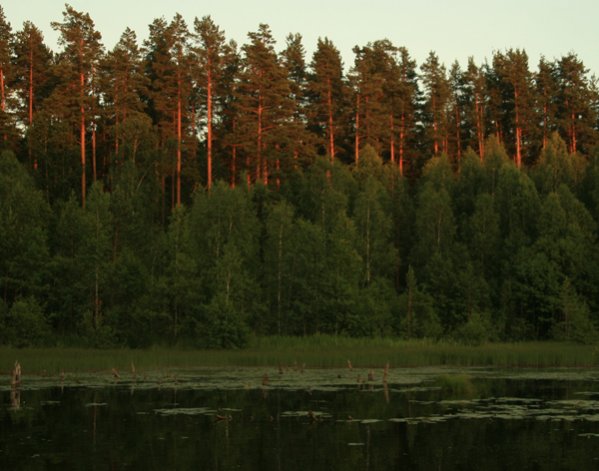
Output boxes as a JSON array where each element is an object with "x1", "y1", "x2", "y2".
[{"x1": 1, "y1": 336, "x2": 598, "y2": 375}]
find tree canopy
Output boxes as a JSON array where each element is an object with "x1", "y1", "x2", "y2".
[{"x1": 2, "y1": 6, "x2": 599, "y2": 347}]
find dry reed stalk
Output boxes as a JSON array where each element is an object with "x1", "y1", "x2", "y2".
[{"x1": 11, "y1": 360, "x2": 21, "y2": 387}]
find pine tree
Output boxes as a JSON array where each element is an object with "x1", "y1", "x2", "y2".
[
  {"x1": 463, "y1": 58, "x2": 487, "y2": 159},
  {"x1": 395, "y1": 47, "x2": 419, "y2": 175},
  {"x1": 12, "y1": 21, "x2": 53, "y2": 167},
  {"x1": 0, "y1": 7, "x2": 13, "y2": 145},
  {"x1": 359, "y1": 40, "x2": 407, "y2": 167},
  {"x1": 144, "y1": 15, "x2": 192, "y2": 209},
  {"x1": 169, "y1": 14, "x2": 191, "y2": 207},
  {"x1": 192, "y1": 16, "x2": 227, "y2": 190},
  {"x1": 536, "y1": 57, "x2": 559, "y2": 150},
  {"x1": 51, "y1": 5, "x2": 103, "y2": 207},
  {"x1": 102, "y1": 28, "x2": 147, "y2": 163},
  {"x1": 485, "y1": 62, "x2": 505, "y2": 146},
  {"x1": 420, "y1": 52, "x2": 450, "y2": 157},
  {"x1": 448, "y1": 61, "x2": 465, "y2": 164},
  {"x1": 281, "y1": 33, "x2": 306, "y2": 115},
  {"x1": 492, "y1": 49, "x2": 536, "y2": 167},
  {"x1": 234, "y1": 24, "x2": 293, "y2": 186},
  {"x1": 215, "y1": 40, "x2": 241, "y2": 187},
  {"x1": 350, "y1": 43, "x2": 388, "y2": 164},
  {"x1": 556, "y1": 53, "x2": 598, "y2": 155},
  {"x1": 280, "y1": 32, "x2": 315, "y2": 180},
  {"x1": 306, "y1": 37, "x2": 346, "y2": 164}
]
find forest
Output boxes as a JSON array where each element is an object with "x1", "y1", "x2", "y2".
[{"x1": 1, "y1": 5, "x2": 599, "y2": 348}]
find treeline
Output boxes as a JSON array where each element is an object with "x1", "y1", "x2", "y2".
[
  {"x1": 1, "y1": 6, "x2": 599, "y2": 347},
  {"x1": 4, "y1": 135, "x2": 599, "y2": 347}
]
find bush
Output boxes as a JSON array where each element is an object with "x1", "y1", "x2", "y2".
[
  {"x1": 5, "y1": 297, "x2": 51, "y2": 347},
  {"x1": 552, "y1": 281, "x2": 598, "y2": 344},
  {"x1": 453, "y1": 312, "x2": 495, "y2": 346},
  {"x1": 200, "y1": 299, "x2": 249, "y2": 349}
]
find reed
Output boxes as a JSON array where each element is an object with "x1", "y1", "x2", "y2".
[{"x1": 0, "y1": 337, "x2": 597, "y2": 375}]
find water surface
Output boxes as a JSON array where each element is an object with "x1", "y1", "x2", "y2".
[{"x1": 2, "y1": 367, "x2": 599, "y2": 470}]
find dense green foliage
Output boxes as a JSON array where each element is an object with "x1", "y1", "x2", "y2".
[
  {"x1": 3, "y1": 135, "x2": 599, "y2": 347},
  {"x1": 1, "y1": 6, "x2": 599, "y2": 347}
]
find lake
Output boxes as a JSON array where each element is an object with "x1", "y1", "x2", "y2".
[{"x1": 2, "y1": 367, "x2": 599, "y2": 469}]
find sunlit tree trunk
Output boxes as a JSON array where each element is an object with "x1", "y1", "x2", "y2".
[
  {"x1": 257, "y1": 93, "x2": 265, "y2": 184},
  {"x1": 113, "y1": 75, "x2": 122, "y2": 159},
  {"x1": 80, "y1": 68, "x2": 87, "y2": 208},
  {"x1": 355, "y1": 93, "x2": 360, "y2": 165},
  {"x1": 389, "y1": 114, "x2": 395, "y2": 164},
  {"x1": 92, "y1": 122, "x2": 97, "y2": 182},
  {"x1": 0, "y1": 67, "x2": 4, "y2": 115},
  {"x1": 476, "y1": 93, "x2": 485, "y2": 160},
  {"x1": 399, "y1": 111, "x2": 405, "y2": 176},
  {"x1": 542, "y1": 102, "x2": 548, "y2": 149},
  {"x1": 91, "y1": 66, "x2": 97, "y2": 183},
  {"x1": 28, "y1": 48, "x2": 33, "y2": 126},
  {"x1": 432, "y1": 95, "x2": 439, "y2": 155},
  {"x1": 514, "y1": 87, "x2": 522, "y2": 168},
  {"x1": 571, "y1": 110, "x2": 577, "y2": 154},
  {"x1": 206, "y1": 57, "x2": 213, "y2": 190},
  {"x1": 327, "y1": 78, "x2": 335, "y2": 162},
  {"x1": 230, "y1": 119, "x2": 237, "y2": 188},
  {"x1": 176, "y1": 74, "x2": 182, "y2": 206},
  {"x1": 454, "y1": 103, "x2": 462, "y2": 163}
]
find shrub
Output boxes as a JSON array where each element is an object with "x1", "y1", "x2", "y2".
[
  {"x1": 5, "y1": 297, "x2": 51, "y2": 347},
  {"x1": 453, "y1": 312, "x2": 495, "y2": 346}
]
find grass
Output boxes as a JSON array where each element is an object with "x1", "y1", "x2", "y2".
[{"x1": 1, "y1": 336, "x2": 598, "y2": 375}]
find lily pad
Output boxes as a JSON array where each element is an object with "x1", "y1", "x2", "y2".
[{"x1": 154, "y1": 407, "x2": 216, "y2": 416}]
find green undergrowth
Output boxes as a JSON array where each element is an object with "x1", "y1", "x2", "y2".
[{"x1": 1, "y1": 336, "x2": 598, "y2": 375}]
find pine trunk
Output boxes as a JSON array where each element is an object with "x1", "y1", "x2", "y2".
[
  {"x1": 114, "y1": 83, "x2": 119, "y2": 158},
  {"x1": 246, "y1": 153, "x2": 251, "y2": 189},
  {"x1": 455, "y1": 102, "x2": 462, "y2": 163},
  {"x1": 571, "y1": 111, "x2": 577, "y2": 154},
  {"x1": 355, "y1": 93, "x2": 360, "y2": 165},
  {"x1": 514, "y1": 87, "x2": 522, "y2": 168},
  {"x1": 0, "y1": 68, "x2": 4, "y2": 113},
  {"x1": 161, "y1": 175, "x2": 166, "y2": 225},
  {"x1": 80, "y1": 71, "x2": 87, "y2": 208},
  {"x1": 92, "y1": 125, "x2": 97, "y2": 182},
  {"x1": 433, "y1": 95, "x2": 439, "y2": 155},
  {"x1": 230, "y1": 145, "x2": 237, "y2": 188},
  {"x1": 276, "y1": 222, "x2": 283, "y2": 335},
  {"x1": 29, "y1": 47, "x2": 36, "y2": 170},
  {"x1": 399, "y1": 112, "x2": 405, "y2": 176},
  {"x1": 206, "y1": 63, "x2": 213, "y2": 190},
  {"x1": 476, "y1": 94, "x2": 485, "y2": 160},
  {"x1": 275, "y1": 158, "x2": 280, "y2": 191},
  {"x1": 389, "y1": 114, "x2": 395, "y2": 164},
  {"x1": 176, "y1": 78, "x2": 182, "y2": 207},
  {"x1": 407, "y1": 281, "x2": 413, "y2": 338},
  {"x1": 28, "y1": 48, "x2": 33, "y2": 126},
  {"x1": 257, "y1": 94, "x2": 266, "y2": 185},
  {"x1": 327, "y1": 78, "x2": 335, "y2": 162},
  {"x1": 365, "y1": 204, "x2": 371, "y2": 285},
  {"x1": 231, "y1": 120, "x2": 237, "y2": 188},
  {"x1": 542, "y1": 103, "x2": 548, "y2": 149}
]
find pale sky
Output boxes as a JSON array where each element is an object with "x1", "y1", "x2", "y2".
[{"x1": 3, "y1": 0, "x2": 598, "y2": 75}]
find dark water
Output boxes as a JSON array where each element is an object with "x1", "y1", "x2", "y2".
[{"x1": 3, "y1": 368, "x2": 599, "y2": 470}]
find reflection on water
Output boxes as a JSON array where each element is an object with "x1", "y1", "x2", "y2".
[{"x1": 2, "y1": 368, "x2": 599, "y2": 469}]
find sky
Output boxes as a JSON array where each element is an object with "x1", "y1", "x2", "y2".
[{"x1": 3, "y1": 0, "x2": 599, "y2": 75}]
